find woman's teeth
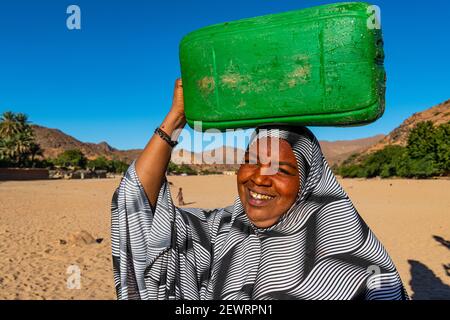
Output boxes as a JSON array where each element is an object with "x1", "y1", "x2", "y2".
[{"x1": 249, "y1": 190, "x2": 274, "y2": 201}]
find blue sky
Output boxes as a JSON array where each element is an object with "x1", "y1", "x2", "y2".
[{"x1": 0, "y1": 0, "x2": 449, "y2": 151}]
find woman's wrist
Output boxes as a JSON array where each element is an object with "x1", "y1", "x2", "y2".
[{"x1": 160, "y1": 111, "x2": 186, "y2": 137}]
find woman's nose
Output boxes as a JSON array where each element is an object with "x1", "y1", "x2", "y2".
[{"x1": 251, "y1": 167, "x2": 273, "y2": 186}]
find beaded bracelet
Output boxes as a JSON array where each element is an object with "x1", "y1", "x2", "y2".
[{"x1": 154, "y1": 127, "x2": 179, "y2": 148}]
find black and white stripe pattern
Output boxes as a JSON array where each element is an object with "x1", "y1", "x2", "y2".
[{"x1": 111, "y1": 125, "x2": 409, "y2": 300}]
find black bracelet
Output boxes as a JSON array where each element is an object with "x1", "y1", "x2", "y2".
[{"x1": 154, "y1": 127, "x2": 179, "y2": 148}]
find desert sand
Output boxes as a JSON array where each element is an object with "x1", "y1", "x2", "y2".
[{"x1": 0, "y1": 175, "x2": 449, "y2": 300}]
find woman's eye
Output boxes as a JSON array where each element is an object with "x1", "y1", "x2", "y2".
[{"x1": 278, "y1": 167, "x2": 295, "y2": 176}]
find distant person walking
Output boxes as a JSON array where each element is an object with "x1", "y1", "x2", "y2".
[{"x1": 176, "y1": 187, "x2": 185, "y2": 206}]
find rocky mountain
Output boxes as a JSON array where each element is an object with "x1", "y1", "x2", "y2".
[
  {"x1": 31, "y1": 125, "x2": 141, "y2": 163},
  {"x1": 31, "y1": 124, "x2": 384, "y2": 167},
  {"x1": 28, "y1": 98, "x2": 450, "y2": 170},
  {"x1": 319, "y1": 135, "x2": 385, "y2": 166},
  {"x1": 171, "y1": 146, "x2": 246, "y2": 172},
  {"x1": 356, "y1": 98, "x2": 450, "y2": 158},
  {"x1": 171, "y1": 136, "x2": 385, "y2": 169}
]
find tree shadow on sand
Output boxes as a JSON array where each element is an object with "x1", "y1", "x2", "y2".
[
  {"x1": 433, "y1": 235, "x2": 450, "y2": 250},
  {"x1": 409, "y1": 235, "x2": 450, "y2": 300},
  {"x1": 409, "y1": 260, "x2": 450, "y2": 300},
  {"x1": 433, "y1": 235, "x2": 450, "y2": 277}
]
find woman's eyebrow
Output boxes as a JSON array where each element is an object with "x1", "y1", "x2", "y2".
[{"x1": 244, "y1": 155, "x2": 297, "y2": 169}]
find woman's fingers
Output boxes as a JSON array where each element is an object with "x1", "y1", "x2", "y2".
[{"x1": 172, "y1": 78, "x2": 185, "y2": 114}]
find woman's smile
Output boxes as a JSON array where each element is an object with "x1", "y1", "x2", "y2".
[{"x1": 247, "y1": 187, "x2": 276, "y2": 207}]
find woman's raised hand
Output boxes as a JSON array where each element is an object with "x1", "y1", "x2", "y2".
[
  {"x1": 135, "y1": 78, "x2": 187, "y2": 208},
  {"x1": 164, "y1": 78, "x2": 187, "y2": 132}
]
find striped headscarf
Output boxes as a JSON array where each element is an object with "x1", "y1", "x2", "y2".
[{"x1": 111, "y1": 125, "x2": 408, "y2": 300}]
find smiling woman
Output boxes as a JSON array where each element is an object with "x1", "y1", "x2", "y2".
[{"x1": 110, "y1": 79, "x2": 409, "y2": 300}]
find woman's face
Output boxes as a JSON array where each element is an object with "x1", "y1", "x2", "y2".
[{"x1": 237, "y1": 137, "x2": 300, "y2": 229}]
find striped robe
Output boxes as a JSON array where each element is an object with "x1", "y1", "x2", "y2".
[{"x1": 111, "y1": 126, "x2": 409, "y2": 300}]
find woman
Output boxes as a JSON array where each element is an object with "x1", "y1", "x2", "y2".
[{"x1": 111, "y1": 79, "x2": 408, "y2": 300}]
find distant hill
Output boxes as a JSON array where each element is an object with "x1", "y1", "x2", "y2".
[
  {"x1": 171, "y1": 136, "x2": 385, "y2": 168},
  {"x1": 171, "y1": 146, "x2": 245, "y2": 172},
  {"x1": 31, "y1": 125, "x2": 141, "y2": 163},
  {"x1": 31, "y1": 124, "x2": 384, "y2": 168},
  {"x1": 319, "y1": 135, "x2": 385, "y2": 166},
  {"x1": 353, "y1": 98, "x2": 450, "y2": 159},
  {"x1": 27, "y1": 98, "x2": 450, "y2": 170}
]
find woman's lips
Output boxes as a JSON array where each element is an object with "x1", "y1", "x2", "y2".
[{"x1": 246, "y1": 188, "x2": 276, "y2": 207}]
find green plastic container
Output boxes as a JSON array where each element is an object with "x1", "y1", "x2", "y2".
[{"x1": 179, "y1": 2, "x2": 385, "y2": 131}]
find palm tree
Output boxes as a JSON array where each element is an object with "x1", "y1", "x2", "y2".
[
  {"x1": 29, "y1": 142, "x2": 44, "y2": 167},
  {"x1": 0, "y1": 111, "x2": 43, "y2": 167},
  {"x1": 0, "y1": 111, "x2": 20, "y2": 136},
  {"x1": 15, "y1": 113, "x2": 30, "y2": 132},
  {"x1": 0, "y1": 136, "x2": 18, "y2": 163},
  {"x1": 15, "y1": 131, "x2": 34, "y2": 167}
]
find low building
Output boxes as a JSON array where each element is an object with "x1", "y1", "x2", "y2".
[
  {"x1": 0, "y1": 168, "x2": 49, "y2": 181},
  {"x1": 94, "y1": 170, "x2": 107, "y2": 179},
  {"x1": 71, "y1": 170, "x2": 95, "y2": 179}
]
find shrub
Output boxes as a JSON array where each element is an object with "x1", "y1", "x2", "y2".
[
  {"x1": 54, "y1": 149, "x2": 87, "y2": 169},
  {"x1": 337, "y1": 121, "x2": 450, "y2": 178}
]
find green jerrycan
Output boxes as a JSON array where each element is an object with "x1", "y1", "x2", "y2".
[{"x1": 179, "y1": 2, "x2": 386, "y2": 131}]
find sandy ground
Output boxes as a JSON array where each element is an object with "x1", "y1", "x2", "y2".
[{"x1": 0, "y1": 176, "x2": 449, "y2": 300}]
